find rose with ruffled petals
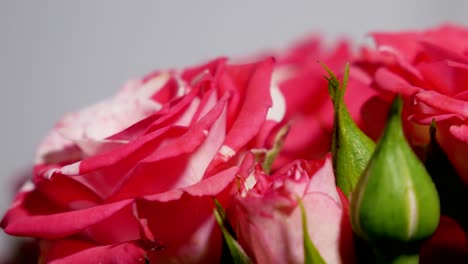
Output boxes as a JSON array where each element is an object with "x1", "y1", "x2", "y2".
[
  {"x1": 229, "y1": 154, "x2": 355, "y2": 264},
  {"x1": 1, "y1": 57, "x2": 276, "y2": 263},
  {"x1": 354, "y1": 24, "x2": 468, "y2": 183}
]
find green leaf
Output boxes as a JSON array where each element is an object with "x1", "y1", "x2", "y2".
[
  {"x1": 214, "y1": 199, "x2": 252, "y2": 264},
  {"x1": 322, "y1": 62, "x2": 375, "y2": 197},
  {"x1": 298, "y1": 199, "x2": 326, "y2": 264}
]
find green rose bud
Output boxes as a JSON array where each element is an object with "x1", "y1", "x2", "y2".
[
  {"x1": 323, "y1": 63, "x2": 375, "y2": 197},
  {"x1": 350, "y1": 96, "x2": 440, "y2": 263}
]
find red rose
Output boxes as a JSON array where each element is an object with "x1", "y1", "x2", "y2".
[
  {"x1": 1, "y1": 57, "x2": 275, "y2": 263},
  {"x1": 354, "y1": 24, "x2": 468, "y2": 183},
  {"x1": 229, "y1": 154, "x2": 355, "y2": 263}
]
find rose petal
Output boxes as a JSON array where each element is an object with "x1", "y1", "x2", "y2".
[
  {"x1": 417, "y1": 60, "x2": 468, "y2": 96},
  {"x1": 437, "y1": 123, "x2": 468, "y2": 184},
  {"x1": 110, "y1": 83, "x2": 199, "y2": 141},
  {"x1": 108, "y1": 94, "x2": 230, "y2": 201},
  {"x1": 375, "y1": 68, "x2": 421, "y2": 96},
  {"x1": 43, "y1": 239, "x2": 147, "y2": 264},
  {"x1": 420, "y1": 40, "x2": 468, "y2": 65},
  {"x1": 416, "y1": 90, "x2": 468, "y2": 120},
  {"x1": 208, "y1": 58, "x2": 275, "y2": 170},
  {"x1": 139, "y1": 166, "x2": 238, "y2": 203},
  {"x1": 371, "y1": 30, "x2": 421, "y2": 61},
  {"x1": 2, "y1": 199, "x2": 133, "y2": 239},
  {"x1": 133, "y1": 167, "x2": 238, "y2": 263},
  {"x1": 305, "y1": 154, "x2": 341, "y2": 205}
]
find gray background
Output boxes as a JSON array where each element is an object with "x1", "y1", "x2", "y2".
[{"x1": 1, "y1": 0, "x2": 467, "y2": 256}]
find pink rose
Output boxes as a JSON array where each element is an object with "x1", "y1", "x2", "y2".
[
  {"x1": 261, "y1": 36, "x2": 378, "y2": 169},
  {"x1": 229, "y1": 154, "x2": 355, "y2": 264},
  {"x1": 1, "y1": 57, "x2": 276, "y2": 263},
  {"x1": 354, "y1": 24, "x2": 468, "y2": 183}
]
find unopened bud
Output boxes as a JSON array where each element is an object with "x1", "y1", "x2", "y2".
[{"x1": 350, "y1": 96, "x2": 440, "y2": 260}]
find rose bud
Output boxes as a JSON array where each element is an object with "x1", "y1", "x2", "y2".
[
  {"x1": 323, "y1": 63, "x2": 375, "y2": 197},
  {"x1": 350, "y1": 96, "x2": 440, "y2": 263},
  {"x1": 231, "y1": 154, "x2": 355, "y2": 264}
]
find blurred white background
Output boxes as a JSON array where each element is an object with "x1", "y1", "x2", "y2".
[{"x1": 1, "y1": 0, "x2": 467, "y2": 257}]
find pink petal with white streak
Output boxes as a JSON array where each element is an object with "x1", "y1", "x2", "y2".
[
  {"x1": 108, "y1": 94, "x2": 230, "y2": 201},
  {"x1": 208, "y1": 58, "x2": 274, "y2": 170},
  {"x1": 36, "y1": 74, "x2": 171, "y2": 164}
]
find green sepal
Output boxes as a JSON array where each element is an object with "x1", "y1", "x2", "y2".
[
  {"x1": 214, "y1": 199, "x2": 253, "y2": 264},
  {"x1": 322, "y1": 62, "x2": 375, "y2": 197},
  {"x1": 262, "y1": 123, "x2": 291, "y2": 174},
  {"x1": 298, "y1": 199, "x2": 326, "y2": 264},
  {"x1": 350, "y1": 96, "x2": 440, "y2": 251}
]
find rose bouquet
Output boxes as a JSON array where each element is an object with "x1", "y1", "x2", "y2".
[{"x1": 2, "y1": 24, "x2": 468, "y2": 264}]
